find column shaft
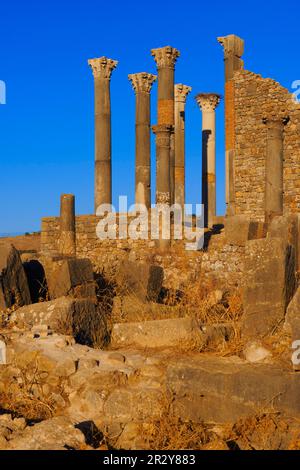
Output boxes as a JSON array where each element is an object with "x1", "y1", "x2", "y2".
[
  {"x1": 153, "y1": 125, "x2": 172, "y2": 204},
  {"x1": 129, "y1": 73, "x2": 157, "y2": 209},
  {"x1": 218, "y1": 35, "x2": 244, "y2": 215},
  {"x1": 174, "y1": 84, "x2": 191, "y2": 209},
  {"x1": 136, "y1": 92, "x2": 151, "y2": 207},
  {"x1": 152, "y1": 46, "x2": 180, "y2": 203},
  {"x1": 264, "y1": 119, "x2": 285, "y2": 223},
  {"x1": 59, "y1": 194, "x2": 76, "y2": 257},
  {"x1": 88, "y1": 57, "x2": 118, "y2": 212},
  {"x1": 202, "y1": 110, "x2": 216, "y2": 227},
  {"x1": 196, "y1": 93, "x2": 221, "y2": 228},
  {"x1": 95, "y1": 77, "x2": 111, "y2": 209}
]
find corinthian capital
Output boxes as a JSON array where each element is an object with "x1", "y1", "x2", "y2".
[
  {"x1": 151, "y1": 46, "x2": 180, "y2": 69},
  {"x1": 175, "y1": 84, "x2": 192, "y2": 103},
  {"x1": 128, "y1": 73, "x2": 157, "y2": 94},
  {"x1": 196, "y1": 93, "x2": 221, "y2": 112},
  {"x1": 88, "y1": 57, "x2": 118, "y2": 79},
  {"x1": 217, "y1": 35, "x2": 244, "y2": 58}
]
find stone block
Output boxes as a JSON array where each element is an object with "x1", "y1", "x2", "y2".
[
  {"x1": 44, "y1": 257, "x2": 96, "y2": 300},
  {"x1": 268, "y1": 214, "x2": 300, "y2": 271},
  {"x1": 224, "y1": 215, "x2": 267, "y2": 247},
  {"x1": 11, "y1": 297, "x2": 107, "y2": 347},
  {"x1": 167, "y1": 356, "x2": 300, "y2": 424},
  {"x1": 242, "y1": 237, "x2": 296, "y2": 339},
  {"x1": 111, "y1": 317, "x2": 233, "y2": 350},
  {"x1": 116, "y1": 260, "x2": 163, "y2": 302},
  {"x1": 0, "y1": 243, "x2": 31, "y2": 309}
]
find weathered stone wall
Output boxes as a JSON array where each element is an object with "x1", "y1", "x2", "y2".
[
  {"x1": 41, "y1": 216, "x2": 245, "y2": 289},
  {"x1": 234, "y1": 70, "x2": 300, "y2": 221}
]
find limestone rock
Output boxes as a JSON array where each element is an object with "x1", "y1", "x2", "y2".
[
  {"x1": 243, "y1": 341, "x2": 272, "y2": 363},
  {"x1": 0, "y1": 243, "x2": 31, "y2": 309},
  {"x1": 242, "y1": 237, "x2": 296, "y2": 339},
  {"x1": 116, "y1": 260, "x2": 164, "y2": 302},
  {"x1": 7, "y1": 416, "x2": 86, "y2": 450}
]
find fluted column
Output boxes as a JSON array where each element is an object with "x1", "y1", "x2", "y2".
[
  {"x1": 263, "y1": 117, "x2": 287, "y2": 223},
  {"x1": 88, "y1": 57, "x2": 118, "y2": 212},
  {"x1": 59, "y1": 194, "x2": 76, "y2": 257},
  {"x1": 217, "y1": 35, "x2": 244, "y2": 216},
  {"x1": 174, "y1": 84, "x2": 191, "y2": 209},
  {"x1": 128, "y1": 73, "x2": 157, "y2": 208},
  {"x1": 196, "y1": 93, "x2": 221, "y2": 228}
]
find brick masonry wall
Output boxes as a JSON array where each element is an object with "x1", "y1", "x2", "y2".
[
  {"x1": 233, "y1": 70, "x2": 300, "y2": 221},
  {"x1": 41, "y1": 216, "x2": 245, "y2": 290}
]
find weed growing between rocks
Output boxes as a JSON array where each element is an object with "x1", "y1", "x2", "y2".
[{"x1": 0, "y1": 354, "x2": 65, "y2": 422}]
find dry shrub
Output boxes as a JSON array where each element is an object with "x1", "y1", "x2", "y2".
[
  {"x1": 143, "y1": 417, "x2": 211, "y2": 450},
  {"x1": 178, "y1": 278, "x2": 243, "y2": 324},
  {"x1": 136, "y1": 393, "x2": 220, "y2": 450},
  {"x1": 228, "y1": 411, "x2": 291, "y2": 450},
  {"x1": 0, "y1": 354, "x2": 64, "y2": 422}
]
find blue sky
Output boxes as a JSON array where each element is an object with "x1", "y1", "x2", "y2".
[{"x1": 0, "y1": 0, "x2": 299, "y2": 233}]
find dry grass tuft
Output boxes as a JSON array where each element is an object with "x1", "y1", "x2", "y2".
[
  {"x1": 0, "y1": 354, "x2": 65, "y2": 422},
  {"x1": 228, "y1": 410, "x2": 291, "y2": 450},
  {"x1": 143, "y1": 416, "x2": 211, "y2": 450}
]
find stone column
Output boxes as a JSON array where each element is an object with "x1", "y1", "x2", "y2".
[
  {"x1": 128, "y1": 73, "x2": 157, "y2": 208},
  {"x1": 88, "y1": 57, "x2": 118, "y2": 212},
  {"x1": 151, "y1": 46, "x2": 180, "y2": 206},
  {"x1": 59, "y1": 194, "x2": 76, "y2": 257},
  {"x1": 217, "y1": 35, "x2": 244, "y2": 216},
  {"x1": 263, "y1": 117, "x2": 287, "y2": 223},
  {"x1": 174, "y1": 84, "x2": 191, "y2": 209},
  {"x1": 152, "y1": 124, "x2": 172, "y2": 205},
  {"x1": 151, "y1": 46, "x2": 180, "y2": 127},
  {"x1": 196, "y1": 93, "x2": 221, "y2": 228},
  {"x1": 152, "y1": 124, "x2": 173, "y2": 250}
]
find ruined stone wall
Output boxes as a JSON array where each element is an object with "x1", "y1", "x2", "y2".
[
  {"x1": 41, "y1": 216, "x2": 245, "y2": 289},
  {"x1": 233, "y1": 70, "x2": 300, "y2": 221}
]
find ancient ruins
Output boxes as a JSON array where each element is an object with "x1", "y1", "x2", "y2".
[{"x1": 1, "y1": 34, "x2": 300, "y2": 451}]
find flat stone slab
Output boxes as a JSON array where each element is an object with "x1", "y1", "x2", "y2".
[
  {"x1": 167, "y1": 355, "x2": 300, "y2": 423},
  {"x1": 110, "y1": 317, "x2": 233, "y2": 350}
]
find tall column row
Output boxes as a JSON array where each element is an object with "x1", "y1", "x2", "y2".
[{"x1": 88, "y1": 48, "x2": 221, "y2": 232}]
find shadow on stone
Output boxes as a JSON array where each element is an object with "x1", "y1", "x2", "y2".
[{"x1": 23, "y1": 260, "x2": 48, "y2": 303}]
